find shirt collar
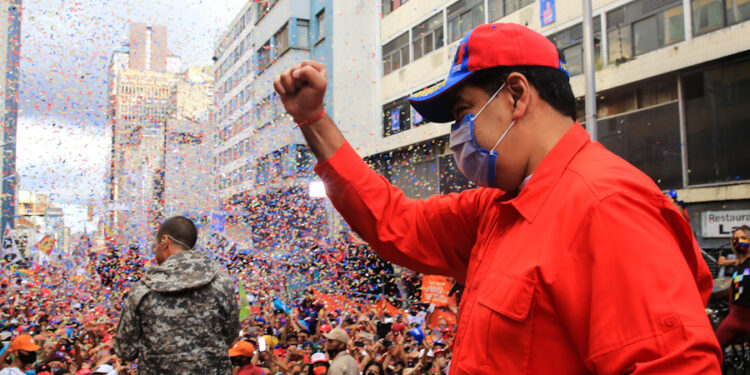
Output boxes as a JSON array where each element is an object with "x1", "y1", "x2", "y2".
[{"x1": 498, "y1": 123, "x2": 590, "y2": 222}]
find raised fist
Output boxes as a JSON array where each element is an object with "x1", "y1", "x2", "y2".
[{"x1": 273, "y1": 60, "x2": 327, "y2": 122}]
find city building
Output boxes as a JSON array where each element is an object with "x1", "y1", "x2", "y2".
[
  {"x1": 0, "y1": 0, "x2": 21, "y2": 233},
  {"x1": 107, "y1": 23, "x2": 214, "y2": 248},
  {"x1": 14, "y1": 190, "x2": 65, "y2": 258},
  {"x1": 213, "y1": 0, "x2": 378, "y2": 252},
  {"x1": 373, "y1": 0, "x2": 750, "y2": 250},
  {"x1": 164, "y1": 66, "x2": 217, "y2": 221}
]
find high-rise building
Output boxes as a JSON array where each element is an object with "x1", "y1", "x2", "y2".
[
  {"x1": 213, "y1": 0, "x2": 379, "y2": 252},
  {"x1": 107, "y1": 24, "x2": 212, "y2": 248},
  {"x1": 0, "y1": 0, "x2": 21, "y2": 233},
  {"x1": 373, "y1": 0, "x2": 750, "y2": 250},
  {"x1": 164, "y1": 66, "x2": 217, "y2": 221}
]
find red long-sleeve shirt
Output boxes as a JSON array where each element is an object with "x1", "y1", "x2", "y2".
[{"x1": 314, "y1": 123, "x2": 721, "y2": 374}]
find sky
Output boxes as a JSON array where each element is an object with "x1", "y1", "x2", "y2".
[{"x1": 17, "y1": 0, "x2": 247, "y2": 233}]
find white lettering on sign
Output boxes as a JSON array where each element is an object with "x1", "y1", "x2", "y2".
[{"x1": 702, "y1": 210, "x2": 750, "y2": 238}]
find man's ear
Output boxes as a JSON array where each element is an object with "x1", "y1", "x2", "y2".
[{"x1": 505, "y1": 72, "x2": 530, "y2": 119}]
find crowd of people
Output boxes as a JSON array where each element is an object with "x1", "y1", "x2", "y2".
[{"x1": 0, "y1": 227, "x2": 459, "y2": 375}]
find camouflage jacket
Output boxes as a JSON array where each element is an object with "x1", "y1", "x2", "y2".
[{"x1": 114, "y1": 250, "x2": 239, "y2": 375}]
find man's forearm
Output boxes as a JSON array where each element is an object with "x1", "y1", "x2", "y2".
[{"x1": 298, "y1": 115, "x2": 346, "y2": 163}]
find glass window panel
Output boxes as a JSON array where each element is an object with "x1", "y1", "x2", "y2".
[
  {"x1": 448, "y1": 1, "x2": 465, "y2": 19},
  {"x1": 608, "y1": 24, "x2": 632, "y2": 63},
  {"x1": 506, "y1": 0, "x2": 520, "y2": 15},
  {"x1": 597, "y1": 102, "x2": 682, "y2": 189},
  {"x1": 413, "y1": 37, "x2": 423, "y2": 60},
  {"x1": 297, "y1": 21, "x2": 309, "y2": 49},
  {"x1": 424, "y1": 33, "x2": 434, "y2": 54},
  {"x1": 448, "y1": 18, "x2": 461, "y2": 43},
  {"x1": 489, "y1": 0, "x2": 504, "y2": 20},
  {"x1": 607, "y1": 7, "x2": 625, "y2": 29},
  {"x1": 727, "y1": 0, "x2": 750, "y2": 24},
  {"x1": 659, "y1": 6, "x2": 685, "y2": 46},
  {"x1": 684, "y1": 59, "x2": 750, "y2": 184},
  {"x1": 563, "y1": 45, "x2": 583, "y2": 76},
  {"x1": 692, "y1": 0, "x2": 725, "y2": 35},
  {"x1": 634, "y1": 16, "x2": 658, "y2": 55},
  {"x1": 401, "y1": 45, "x2": 409, "y2": 66}
]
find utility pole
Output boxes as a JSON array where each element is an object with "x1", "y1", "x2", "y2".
[{"x1": 582, "y1": 0, "x2": 598, "y2": 141}]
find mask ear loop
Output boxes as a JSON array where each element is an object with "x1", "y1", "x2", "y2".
[
  {"x1": 475, "y1": 83, "x2": 506, "y2": 119},
  {"x1": 165, "y1": 234, "x2": 193, "y2": 251},
  {"x1": 490, "y1": 120, "x2": 516, "y2": 153}
]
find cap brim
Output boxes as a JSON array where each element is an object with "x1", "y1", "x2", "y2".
[{"x1": 408, "y1": 70, "x2": 475, "y2": 124}]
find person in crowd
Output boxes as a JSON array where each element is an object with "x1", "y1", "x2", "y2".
[
  {"x1": 308, "y1": 352, "x2": 329, "y2": 375},
  {"x1": 323, "y1": 328, "x2": 358, "y2": 375},
  {"x1": 273, "y1": 21, "x2": 720, "y2": 374},
  {"x1": 718, "y1": 237, "x2": 741, "y2": 278},
  {"x1": 716, "y1": 225, "x2": 750, "y2": 348},
  {"x1": 114, "y1": 216, "x2": 240, "y2": 374},
  {"x1": 229, "y1": 340, "x2": 265, "y2": 375},
  {"x1": 0, "y1": 334, "x2": 40, "y2": 375}
]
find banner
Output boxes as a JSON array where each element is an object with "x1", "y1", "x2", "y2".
[
  {"x1": 34, "y1": 235, "x2": 56, "y2": 256},
  {"x1": 239, "y1": 283, "x2": 253, "y2": 321},
  {"x1": 541, "y1": 0, "x2": 556, "y2": 26},
  {"x1": 421, "y1": 275, "x2": 456, "y2": 307},
  {"x1": 1, "y1": 224, "x2": 21, "y2": 264},
  {"x1": 428, "y1": 308, "x2": 457, "y2": 329}
]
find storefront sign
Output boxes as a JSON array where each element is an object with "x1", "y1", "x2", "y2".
[{"x1": 702, "y1": 210, "x2": 750, "y2": 238}]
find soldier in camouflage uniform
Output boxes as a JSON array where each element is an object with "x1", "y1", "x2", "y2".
[{"x1": 115, "y1": 216, "x2": 240, "y2": 374}]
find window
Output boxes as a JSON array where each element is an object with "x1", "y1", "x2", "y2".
[
  {"x1": 598, "y1": 103, "x2": 682, "y2": 189},
  {"x1": 255, "y1": 0, "x2": 278, "y2": 23},
  {"x1": 382, "y1": 32, "x2": 409, "y2": 75},
  {"x1": 692, "y1": 0, "x2": 725, "y2": 34},
  {"x1": 448, "y1": 0, "x2": 485, "y2": 43},
  {"x1": 257, "y1": 40, "x2": 271, "y2": 72},
  {"x1": 316, "y1": 10, "x2": 325, "y2": 42},
  {"x1": 548, "y1": 17, "x2": 602, "y2": 76},
  {"x1": 412, "y1": 13, "x2": 444, "y2": 60},
  {"x1": 684, "y1": 59, "x2": 750, "y2": 185},
  {"x1": 382, "y1": 96, "x2": 411, "y2": 137},
  {"x1": 489, "y1": 0, "x2": 534, "y2": 21},
  {"x1": 274, "y1": 24, "x2": 290, "y2": 57},
  {"x1": 296, "y1": 19, "x2": 310, "y2": 49},
  {"x1": 607, "y1": 0, "x2": 684, "y2": 63},
  {"x1": 725, "y1": 0, "x2": 750, "y2": 25},
  {"x1": 607, "y1": 8, "x2": 633, "y2": 64},
  {"x1": 382, "y1": 0, "x2": 408, "y2": 16},
  {"x1": 692, "y1": 0, "x2": 750, "y2": 35}
]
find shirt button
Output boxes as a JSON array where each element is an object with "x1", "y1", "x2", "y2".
[
  {"x1": 665, "y1": 317, "x2": 675, "y2": 327},
  {"x1": 472, "y1": 280, "x2": 479, "y2": 290}
]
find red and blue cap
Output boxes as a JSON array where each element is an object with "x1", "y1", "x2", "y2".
[{"x1": 409, "y1": 23, "x2": 569, "y2": 123}]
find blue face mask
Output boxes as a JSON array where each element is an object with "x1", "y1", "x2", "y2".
[{"x1": 450, "y1": 83, "x2": 516, "y2": 188}]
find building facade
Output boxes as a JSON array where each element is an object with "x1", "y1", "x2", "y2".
[
  {"x1": 213, "y1": 0, "x2": 378, "y2": 252},
  {"x1": 0, "y1": 0, "x2": 21, "y2": 233},
  {"x1": 374, "y1": 0, "x2": 750, "y2": 250},
  {"x1": 107, "y1": 24, "x2": 214, "y2": 248}
]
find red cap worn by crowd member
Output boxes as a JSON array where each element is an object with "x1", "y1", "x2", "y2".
[
  {"x1": 391, "y1": 323, "x2": 405, "y2": 332},
  {"x1": 409, "y1": 22, "x2": 569, "y2": 123},
  {"x1": 319, "y1": 323, "x2": 332, "y2": 333}
]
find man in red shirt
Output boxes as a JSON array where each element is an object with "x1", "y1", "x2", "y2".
[{"x1": 273, "y1": 23, "x2": 721, "y2": 374}]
